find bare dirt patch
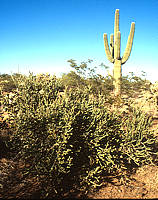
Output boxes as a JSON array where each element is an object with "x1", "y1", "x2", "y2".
[{"x1": 88, "y1": 165, "x2": 158, "y2": 199}]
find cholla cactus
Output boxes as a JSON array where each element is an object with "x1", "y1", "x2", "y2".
[{"x1": 103, "y1": 9, "x2": 135, "y2": 96}]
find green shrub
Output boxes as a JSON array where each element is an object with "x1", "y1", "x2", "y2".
[
  {"x1": 60, "y1": 70, "x2": 86, "y2": 90},
  {"x1": 121, "y1": 71, "x2": 151, "y2": 97},
  {"x1": 0, "y1": 73, "x2": 22, "y2": 92},
  {"x1": 65, "y1": 59, "x2": 114, "y2": 104},
  {"x1": 120, "y1": 108, "x2": 158, "y2": 167},
  {"x1": 2, "y1": 73, "x2": 122, "y2": 193},
  {"x1": 2, "y1": 72, "x2": 157, "y2": 198}
]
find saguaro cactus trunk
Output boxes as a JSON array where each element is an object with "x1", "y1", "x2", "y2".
[{"x1": 103, "y1": 9, "x2": 135, "y2": 96}]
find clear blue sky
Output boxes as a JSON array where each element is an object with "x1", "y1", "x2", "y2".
[{"x1": 0, "y1": 0, "x2": 158, "y2": 82}]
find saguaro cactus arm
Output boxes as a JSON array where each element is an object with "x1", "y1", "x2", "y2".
[
  {"x1": 122, "y1": 22, "x2": 135, "y2": 64},
  {"x1": 103, "y1": 33, "x2": 114, "y2": 63}
]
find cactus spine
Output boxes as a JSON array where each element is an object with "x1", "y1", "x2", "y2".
[{"x1": 103, "y1": 9, "x2": 135, "y2": 96}]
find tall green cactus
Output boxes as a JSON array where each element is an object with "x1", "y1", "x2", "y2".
[{"x1": 103, "y1": 9, "x2": 135, "y2": 96}]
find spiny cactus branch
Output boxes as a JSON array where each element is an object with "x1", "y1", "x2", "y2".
[
  {"x1": 122, "y1": 22, "x2": 135, "y2": 64},
  {"x1": 103, "y1": 33, "x2": 114, "y2": 63}
]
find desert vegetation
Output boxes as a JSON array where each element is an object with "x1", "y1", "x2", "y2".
[{"x1": 0, "y1": 60, "x2": 158, "y2": 199}]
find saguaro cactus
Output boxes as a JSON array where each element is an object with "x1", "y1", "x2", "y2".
[{"x1": 103, "y1": 9, "x2": 135, "y2": 96}]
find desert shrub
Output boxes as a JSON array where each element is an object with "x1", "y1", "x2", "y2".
[
  {"x1": 121, "y1": 71, "x2": 151, "y2": 97},
  {"x1": 0, "y1": 73, "x2": 22, "y2": 92},
  {"x1": 120, "y1": 108, "x2": 158, "y2": 168},
  {"x1": 2, "y1": 73, "x2": 124, "y2": 195},
  {"x1": 1, "y1": 72, "x2": 157, "y2": 198},
  {"x1": 63, "y1": 59, "x2": 114, "y2": 104},
  {"x1": 60, "y1": 70, "x2": 86, "y2": 90}
]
